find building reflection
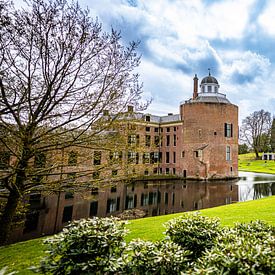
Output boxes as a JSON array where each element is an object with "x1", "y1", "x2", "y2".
[{"x1": 10, "y1": 179, "x2": 238, "y2": 243}]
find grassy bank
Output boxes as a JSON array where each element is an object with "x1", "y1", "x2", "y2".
[
  {"x1": 0, "y1": 196, "x2": 274, "y2": 274},
  {"x1": 238, "y1": 153, "x2": 275, "y2": 174}
]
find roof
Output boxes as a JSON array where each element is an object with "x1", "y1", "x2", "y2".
[
  {"x1": 201, "y1": 75, "x2": 219, "y2": 85},
  {"x1": 146, "y1": 114, "x2": 181, "y2": 123},
  {"x1": 193, "y1": 95, "x2": 231, "y2": 104}
]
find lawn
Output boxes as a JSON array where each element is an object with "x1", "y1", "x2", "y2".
[
  {"x1": 238, "y1": 152, "x2": 275, "y2": 174},
  {"x1": 0, "y1": 195, "x2": 274, "y2": 274}
]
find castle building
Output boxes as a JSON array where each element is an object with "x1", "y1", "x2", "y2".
[{"x1": 137, "y1": 72, "x2": 238, "y2": 179}]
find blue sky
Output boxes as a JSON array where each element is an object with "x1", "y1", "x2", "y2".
[{"x1": 15, "y1": 0, "x2": 275, "y2": 122}]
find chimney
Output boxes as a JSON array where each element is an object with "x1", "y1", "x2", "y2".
[
  {"x1": 103, "y1": 110, "x2": 109, "y2": 116},
  {"x1": 128, "y1": 105, "x2": 134, "y2": 112},
  {"x1": 193, "y1": 74, "x2": 198, "y2": 99}
]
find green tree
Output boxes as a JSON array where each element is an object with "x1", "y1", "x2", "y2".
[
  {"x1": 0, "y1": 0, "x2": 147, "y2": 245},
  {"x1": 238, "y1": 143, "x2": 249, "y2": 154},
  {"x1": 240, "y1": 110, "x2": 272, "y2": 159}
]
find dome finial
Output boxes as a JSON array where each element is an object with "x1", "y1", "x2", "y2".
[{"x1": 208, "y1": 68, "x2": 211, "y2": 76}]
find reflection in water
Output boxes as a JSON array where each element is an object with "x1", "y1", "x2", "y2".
[
  {"x1": 10, "y1": 179, "x2": 238, "y2": 243},
  {"x1": 237, "y1": 172, "x2": 275, "y2": 202},
  {"x1": 9, "y1": 172, "x2": 275, "y2": 243}
]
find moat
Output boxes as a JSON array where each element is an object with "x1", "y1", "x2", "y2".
[{"x1": 10, "y1": 171, "x2": 275, "y2": 243}]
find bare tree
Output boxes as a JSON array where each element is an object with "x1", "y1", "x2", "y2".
[
  {"x1": 240, "y1": 110, "x2": 272, "y2": 159},
  {"x1": 0, "y1": 0, "x2": 148, "y2": 244}
]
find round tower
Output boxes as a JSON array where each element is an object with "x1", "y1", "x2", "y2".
[{"x1": 180, "y1": 72, "x2": 238, "y2": 179}]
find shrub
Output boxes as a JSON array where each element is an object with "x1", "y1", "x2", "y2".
[
  {"x1": 164, "y1": 213, "x2": 221, "y2": 259},
  {"x1": 38, "y1": 217, "x2": 128, "y2": 274},
  {"x1": 192, "y1": 221, "x2": 275, "y2": 274},
  {"x1": 123, "y1": 239, "x2": 190, "y2": 274},
  {"x1": 193, "y1": 234, "x2": 275, "y2": 274}
]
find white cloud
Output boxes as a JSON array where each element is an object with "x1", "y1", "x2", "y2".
[{"x1": 258, "y1": 0, "x2": 275, "y2": 36}]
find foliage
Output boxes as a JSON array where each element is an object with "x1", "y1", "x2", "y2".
[
  {"x1": 240, "y1": 110, "x2": 272, "y2": 159},
  {"x1": 238, "y1": 143, "x2": 249, "y2": 154},
  {"x1": 123, "y1": 239, "x2": 190, "y2": 274},
  {"x1": 164, "y1": 212, "x2": 221, "y2": 259},
  {"x1": 193, "y1": 221, "x2": 275, "y2": 274},
  {"x1": 38, "y1": 217, "x2": 128, "y2": 274},
  {"x1": 0, "y1": 0, "x2": 147, "y2": 244},
  {"x1": 1, "y1": 196, "x2": 275, "y2": 274}
]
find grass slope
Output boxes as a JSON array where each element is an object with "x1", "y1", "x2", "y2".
[
  {"x1": 238, "y1": 153, "x2": 275, "y2": 174},
  {"x1": 0, "y1": 196, "x2": 274, "y2": 274}
]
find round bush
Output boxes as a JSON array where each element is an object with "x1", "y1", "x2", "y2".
[
  {"x1": 164, "y1": 213, "x2": 221, "y2": 259},
  {"x1": 39, "y1": 217, "x2": 128, "y2": 274},
  {"x1": 123, "y1": 239, "x2": 191, "y2": 274},
  {"x1": 194, "y1": 234, "x2": 275, "y2": 274}
]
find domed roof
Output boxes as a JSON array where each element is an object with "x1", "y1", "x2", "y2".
[{"x1": 201, "y1": 70, "x2": 218, "y2": 85}]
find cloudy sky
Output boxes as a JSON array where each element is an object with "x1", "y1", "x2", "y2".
[{"x1": 15, "y1": 0, "x2": 275, "y2": 122}]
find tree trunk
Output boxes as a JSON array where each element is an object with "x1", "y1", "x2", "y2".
[{"x1": 0, "y1": 190, "x2": 20, "y2": 245}]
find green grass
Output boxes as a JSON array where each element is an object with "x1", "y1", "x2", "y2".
[
  {"x1": 1, "y1": 196, "x2": 275, "y2": 274},
  {"x1": 238, "y1": 153, "x2": 275, "y2": 174}
]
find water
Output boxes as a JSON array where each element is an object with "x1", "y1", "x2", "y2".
[
  {"x1": 237, "y1": 171, "x2": 275, "y2": 201},
  {"x1": 10, "y1": 171, "x2": 275, "y2": 243}
]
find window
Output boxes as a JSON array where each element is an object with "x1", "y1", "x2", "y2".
[
  {"x1": 145, "y1": 115, "x2": 150, "y2": 122},
  {"x1": 125, "y1": 195, "x2": 136, "y2": 209},
  {"x1": 146, "y1": 126, "x2": 150, "y2": 132},
  {"x1": 172, "y1": 192, "x2": 175, "y2": 205},
  {"x1": 149, "y1": 192, "x2": 158, "y2": 205},
  {"x1": 0, "y1": 152, "x2": 10, "y2": 169},
  {"x1": 62, "y1": 205, "x2": 73, "y2": 223},
  {"x1": 128, "y1": 134, "x2": 136, "y2": 145},
  {"x1": 68, "y1": 151, "x2": 77, "y2": 166},
  {"x1": 224, "y1": 123, "x2": 233, "y2": 138},
  {"x1": 173, "y1": 168, "x2": 176, "y2": 174},
  {"x1": 141, "y1": 194, "x2": 149, "y2": 206},
  {"x1": 173, "y1": 152, "x2": 176, "y2": 163},
  {"x1": 107, "y1": 198, "x2": 120, "y2": 213},
  {"x1": 143, "y1": 152, "x2": 150, "y2": 164},
  {"x1": 174, "y1": 127, "x2": 176, "y2": 132},
  {"x1": 34, "y1": 152, "x2": 46, "y2": 168},
  {"x1": 111, "y1": 186, "x2": 117, "y2": 193},
  {"x1": 90, "y1": 201, "x2": 98, "y2": 216},
  {"x1": 154, "y1": 127, "x2": 159, "y2": 133},
  {"x1": 154, "y1": 136, "x2": 160, "y2": 146},
  {"x1": 173, "y1": 135, "x2": 176, "y2": 146},
  {"x1": 202, "y1": 86, "x2": 205, "y2": 93},
  {"x1": 93, "y1": 151, "x2": 101, "y2": 165},
  {"x1": 165, "y1": 192, "x2": 168, "y2": 204},
  {"x1": 166, "y1": 127, "x2": 170, "y2": 132},
  {"x1": 65, "y1": 192, "x2": 74, "y2": 200},
  {"x1": 110, "y1": 151, "x2": 122, "y2": 163},
  {"x1": 214, "y1": 86, "x2": 218, "y2": 93},
  {"x1": 23, "y1": 210, "x2": 39, "y2": 233},
  {"x1": 92, "y1": 171, "x2": 100, "y2": 179},
  {"x1": 145, "y1": 135, "x2": 151, "y2": 147},
  {"x1": 151, "y1": 152, "x2": 159, "y2": 163},
  {"x1": 153, "y1": 167, "x2": 158, "y2": 174},
  {"x1": 166, "y1": 167, "x2": 169, "y2": 174},
  {"x1": 144, "y1": 169, "x2": 149, "y2": 175},
  {"x1": 226, "y1": 146, "x2": 231, "y2": 161},
  {"x1": 166, "y1": 135, "x2": 170, "y2": 146},
  {"x1": 194, "y1": 150, "x2": 202, "y2": 158},
  {"x1": 166, "y1": 152, "x2": 170, "y2": 163},
  {"x1": 208, "y1": 85, "x2": 211, "y2": 92},
  {"x1": 181, "y1": 151, "x2": 185, "y2": 158},
  {"x1": 128, "y1": 151, "x2": 138, "y2": 164},
  {"x1": 91, "y1": 188, "x2": 99, "y2": 195},
  {"x1": 112, "y1": 170, "x2": 118, "y2": 177}
]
